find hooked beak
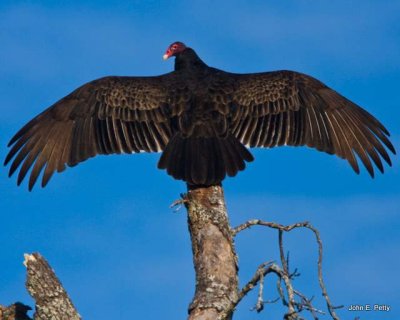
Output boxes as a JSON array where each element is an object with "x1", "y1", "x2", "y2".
[{"x1": 163, "y1": 48, "x2": 172, "y2": 60}]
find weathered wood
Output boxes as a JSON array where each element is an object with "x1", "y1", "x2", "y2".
[
  {"x1": 24, "y1": 253, "x2": 80, "y2": 320},
  {"x1": 185, "y1": 185, "x2": 238, "y2": 320},
  {"x1": 0, "y1": 303, "x2": 32, "y2": 320}
]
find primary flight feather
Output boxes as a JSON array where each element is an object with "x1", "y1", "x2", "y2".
[{"x1": 5, "y1": 41, "x2": 396, "y2": 190}]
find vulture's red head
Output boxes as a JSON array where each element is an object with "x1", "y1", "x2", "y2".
[{"x1": 163, "y1": 42, "x2": 187, "y2": 60}]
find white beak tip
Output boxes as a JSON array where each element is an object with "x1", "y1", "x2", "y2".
[{"x1": 163, "y1": 54, "x2": 169, "y2": 60}]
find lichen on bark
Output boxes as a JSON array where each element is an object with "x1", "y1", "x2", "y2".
[{"x1": 185, "y1": 185, "x2": 238, "y2": 320}]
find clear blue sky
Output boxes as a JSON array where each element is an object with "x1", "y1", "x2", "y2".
[{"x1": 0, "y1": 1, "x2": 399, "y2": 319}]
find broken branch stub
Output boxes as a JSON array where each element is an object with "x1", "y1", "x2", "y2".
[{"x1": 24, "y1": 253, "x2": 80, "y2": 320}]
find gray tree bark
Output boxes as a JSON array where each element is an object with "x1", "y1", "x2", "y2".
[
  {"x1": 0, "y1": 253, "x2": 81, "y2": 320},
  {"x1": 24, "y1": 253, "x2": 80, "y2": 320},
  {"x1": 184, "y1": 184, "x2": 238, "y2": 320}
]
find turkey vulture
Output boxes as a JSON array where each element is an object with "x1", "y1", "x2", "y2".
[{"x1": 5, "y1": 41, "x2": 396, "y2": 190}]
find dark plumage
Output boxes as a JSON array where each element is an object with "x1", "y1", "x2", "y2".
[{"x1": 5, "y1": 41, "x2": 396, "y2": 190}]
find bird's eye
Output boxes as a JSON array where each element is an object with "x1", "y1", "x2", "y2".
[{"x1": 172, "y1": 44, "x2": 178, "y2": 50}]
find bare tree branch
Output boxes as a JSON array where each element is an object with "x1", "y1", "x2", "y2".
[
  {"x1": 1, "y1": 254, "x2": 80, "y2": 320},
  {"x1": 293, "y1": 290, "x2": 326, "y2": 318},
  {"x1": 24, "y1": 253, "x2": 81, "y2": 320},
  {"x1": 255, "y1": 270, "x2": 265, "y2": 312},
  {"x1": 236, "y1": 261, "x2": 274, "y2": 303},
  {"x1": 232, "y1": 219, "x2": 342, "y2": 320}
]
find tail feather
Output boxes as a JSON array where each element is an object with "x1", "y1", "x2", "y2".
[
  {"x1": 232, "y1": 136, "x2": 254, "y2": 162},
  {"x1": 227, "y1": 137, "x2": 245, "y2": 171},
  {"x1": 219, "y1": 138, "x2": 238, "y2": 176},
  {"x1": 208, "y1": 137, "x2": 220, "y2": 183},
  {"x1": 191, "y1": 138, "x2": 204, "y2": 184},
  {"x1": 158, "y1": 133, "x2": 254, "y2": 185},
  {"x1": 168, "y1": 135, "x2": 185, "y2": 180}
]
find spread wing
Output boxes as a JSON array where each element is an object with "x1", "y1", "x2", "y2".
[
  {"x1": 4, "y1": 75, "x2": 181, "y2": 190},
  {"x1": 229, "y1": 70, "x2": 396, "y2": 176}
]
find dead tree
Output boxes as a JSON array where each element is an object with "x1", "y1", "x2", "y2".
[{"x1": 1, "y1": 184, "x2": 342, "y2": 320}]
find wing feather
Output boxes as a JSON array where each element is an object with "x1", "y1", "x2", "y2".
[
  {"x1": 5, "y1": 75, "x2": 176, "y2": 189},
  {"x1": 29, "y1": 138, "x2": 56, "y2": 189},
  {"x1": 342, "y1": 111, "x2": 384, "y2": 173},
  {"x1": 328, "y1": 112, "x2": 360, "y2": 173},
  {"x1": 229, "y1": 70, "x2": 394, "y2": 176}
]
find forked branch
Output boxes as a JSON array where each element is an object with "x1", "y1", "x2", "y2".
[{"x1": 232, "y1": 219, "x2": 342, "y2": 320}]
